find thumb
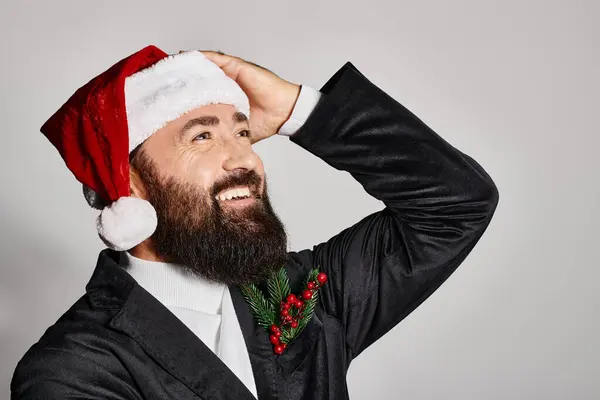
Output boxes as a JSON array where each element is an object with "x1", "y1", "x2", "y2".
[
  {"x1": 199, "y1": 51, "x2": 244, "y2": 79},
  {"x1": 199, "y1": 50, "x2": 231, "y2": 66}
]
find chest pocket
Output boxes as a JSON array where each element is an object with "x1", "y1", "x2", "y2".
[{"x1": 275, "y1": 311, "x2": 323, "y2": 373}]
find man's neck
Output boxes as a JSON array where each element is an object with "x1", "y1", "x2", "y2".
[{"x1": 128, "y1": 238, "x2": 165, "y2": 262}]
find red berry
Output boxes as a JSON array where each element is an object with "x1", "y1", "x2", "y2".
[
  {"x1": 303, "y1": 290, "x2": 313, "y2": 300},
  {"x1": 295, "y1": 300, "x2": 303, "y2": 308},
  {"x1": 275, "y1": 331, "x2": 282, "y2": 337},
  {"x1": 291, "y1": 320, "x2": 299, "y2": 328},
  {"x1": 283, "y1": 302, "x2": 291, "y2": 310},
  {"x1": 287, "y1": 294, "x2": 297, "y2": 304},
  {"x1": 269, "y1": 334, "x2": 280, "y2": 345},
  {"x1": 274, "y1": 344, "x2": 284, "y2": 354},
  {"x1": 317, "y1": 272, "x2": 328, "y2": 284},
  {"x1": 285, "y1": 315, "x2": 292, "y2": 321},
  {"x1": 307, "y1": 282, "x2": 316, "y2": 290},
  {"x1": 270, "y1": 324, "x2": 279, "y2": 333},
  {"x1": 282, "y1": 343, "x2": 287, "y2": 349},
  {"x1": 281, "y1": 308, "x2": 289, "y2": 317}
]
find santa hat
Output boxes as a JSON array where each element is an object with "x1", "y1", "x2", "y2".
[{"x1": 41, "y1": 45, "x2": 250, "y2": 251}]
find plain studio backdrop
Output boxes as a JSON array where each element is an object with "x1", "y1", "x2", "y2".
[{"x1": 0, "y1": 0, "x2": 598, "y2": 399}]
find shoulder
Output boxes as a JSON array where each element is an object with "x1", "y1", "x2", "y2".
[{"x1": 11, "y1": 294, "x2": 135, "y2": 397}]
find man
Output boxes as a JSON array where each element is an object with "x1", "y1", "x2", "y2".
[{"x1": 11, "y1": 45, "x2": 499, "y2": 399}]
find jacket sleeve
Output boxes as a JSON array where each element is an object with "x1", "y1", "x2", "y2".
[
  {"x1": 11, "y1": 348, "x2": 141, "y2": 400},
  {"x1": 288, "y1": 62, "x2": 499, "y2": 359}
]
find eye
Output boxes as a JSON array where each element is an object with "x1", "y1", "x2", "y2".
[
  {"x1": 193, "y1": 132, "x2": 211, "y2": 141},
  {"x1": 237, "y1": 130, "x2": 251, "y2": 139}
]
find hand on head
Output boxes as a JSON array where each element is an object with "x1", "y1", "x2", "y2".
[{"x1": 181, "y1": 49, "x2": 301, "y2": 144}]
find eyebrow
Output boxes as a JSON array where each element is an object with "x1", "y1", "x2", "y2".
[
  {"x1": 181, "y1": 116, "x2": 219, "y2": 133},
  {"x1": 179, "y1": 112, "x2": 249, "y2": 135},
  {"x1": 233, "y1": 111, "x2": 248, "y2": 124}
]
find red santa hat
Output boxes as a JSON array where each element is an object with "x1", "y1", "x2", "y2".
[{"x1": 41, "y1": 45, "x2": 250, "y2": 251}]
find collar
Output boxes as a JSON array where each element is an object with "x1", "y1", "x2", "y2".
[{"x1": 119, "y1": 251, "x2": 225, "y2": 314}]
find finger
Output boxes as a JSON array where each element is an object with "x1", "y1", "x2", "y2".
[
  {"x1": 251, "y1": 61, "x2": 276, "y2": 75},
  {"x1": 202, "y1": 51, "x2": 268, "y2": 73},
  {"x1": 200, "y1": 51, "x2": 247, "y2": 81},
  {"x1": 200, "y1": 50, "x2": 236, "y2": 67}
]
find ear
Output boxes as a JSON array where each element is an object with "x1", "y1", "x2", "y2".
[{"x1": 129, "y1": 165, "x2": 148, "y2": 200}]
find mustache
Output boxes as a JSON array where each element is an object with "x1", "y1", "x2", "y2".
[{"x1": 210, "y1": 170, "x2": 264, "y2": 198}]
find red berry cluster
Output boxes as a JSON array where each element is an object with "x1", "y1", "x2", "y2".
[{"x1": 269, "y1": 272, "x2": 327, "y2": 354}]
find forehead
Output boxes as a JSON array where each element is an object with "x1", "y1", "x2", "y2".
[{"x1": 140, "y1": 103, "x2": 249, "y2": 153}]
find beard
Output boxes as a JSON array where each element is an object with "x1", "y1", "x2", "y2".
[{"x1": 132, "y1": 150, "x2": 288, "y2": 286}]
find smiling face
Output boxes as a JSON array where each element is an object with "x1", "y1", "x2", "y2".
[
  {"x1": 138, "y1": 103, "x2": 261, "y2": 208},
  {"x1": 129, "y1": 103, "x2": 288, "y2": 285}
]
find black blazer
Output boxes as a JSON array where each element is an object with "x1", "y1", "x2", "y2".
[{"x1": 11, "y1": 61, "x2": 499, "y2": 399}]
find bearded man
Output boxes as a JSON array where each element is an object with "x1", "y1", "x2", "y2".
[{"x1": 11, "y1": 45, "x2": 499, "y2": 399}]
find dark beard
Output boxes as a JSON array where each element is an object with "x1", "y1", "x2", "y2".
[{"x1": 132, "y1": 150, "x2": 288, "y2": 286}]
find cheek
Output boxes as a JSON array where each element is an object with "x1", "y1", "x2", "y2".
[
  {"x1": 256, "y1": 157, "x2": 266, "y2": 183},
  {"x1": 175, "y1": 154, "x2": 218, "y2": 193},
  {"x1": 252, "y1": 152, "x2": 265, "y2": 174}
]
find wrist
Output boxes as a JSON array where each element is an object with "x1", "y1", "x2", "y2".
[
  {"x1": 275, "y1": 83, "x2": 301, "y2": 132},
  {"x1": 277, "y1": 85, "x2": 322, "y2": 137}
]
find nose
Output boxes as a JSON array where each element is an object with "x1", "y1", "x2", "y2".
[{"x1": 221, "y1": 141, "x2": 258, "y2": 172}]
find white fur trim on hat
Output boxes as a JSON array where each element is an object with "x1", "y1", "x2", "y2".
[
  {"x1": 124, "y1": 50, "x2": 251, "y2": 152},
  {"x1": 96, "y1": 196, "x2": 158, "y2": 251}
]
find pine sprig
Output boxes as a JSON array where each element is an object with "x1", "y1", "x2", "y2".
[
  {"x1": 241, "y1": 266, "x2": 327, "y2": 353},
  {"x1": 267, "y1": 267, "x2": 290, "y2": 307},
  {"x1": 280, "y1": 268, "x2": 321, "y2": 345},
  {"x1": 305, "y1": 268, "x2": 320, "y2": 287},
  {"x1": 240, "y1": 283, "x2": 275, "y2": 328},
  {"x1": 297, "y1": 268, "x2": 320, "y2": 333}
]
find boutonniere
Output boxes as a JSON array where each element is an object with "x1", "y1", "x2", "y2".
[{"x1": 240, "y1": 267, "x2": 327, "y2": 354}]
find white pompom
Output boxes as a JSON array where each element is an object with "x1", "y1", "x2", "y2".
[{"x1": 96, "y1": 196, "x2": 158, "y2": 251}]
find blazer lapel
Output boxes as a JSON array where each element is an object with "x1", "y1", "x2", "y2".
[
  {"x1": 230, "y1": 285, "x2": 278, "y2": 399},
  {"x1": 89, "y1": 250, "x2": 257, "y2": 400}
]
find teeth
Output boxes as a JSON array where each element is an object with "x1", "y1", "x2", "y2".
[{"x1": 215, "y1": 187, "x2": 251, "y2": 201}]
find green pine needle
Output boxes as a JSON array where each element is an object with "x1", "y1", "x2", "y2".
[
  {"x1": 296, "y1": 268, "x2": 320, "y2": 334},
  {"x1": 240, "y1": 283, "x2": 275, "y2": 328},
  {"x1": 267, "y1": 267, "x2": 291, "y2": 307}
]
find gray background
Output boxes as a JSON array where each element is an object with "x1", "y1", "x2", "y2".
[{"x1": 1, "y1": 0, "x2": 598, "y2": 398}]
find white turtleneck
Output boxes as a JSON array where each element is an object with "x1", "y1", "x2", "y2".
[
  {"x1": 119, "y1": 251, "x2": 225, "y2": 350},
  {"x1": 120, "y1": 85, "x2": 321, "y2": 398},
  {"x1": 120, "y1": 251, "x2": 259, "y2": 397}
]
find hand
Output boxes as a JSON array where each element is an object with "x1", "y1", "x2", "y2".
[{"x1": 197, "y1": 51, "x2": 301, "y2": 144}]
